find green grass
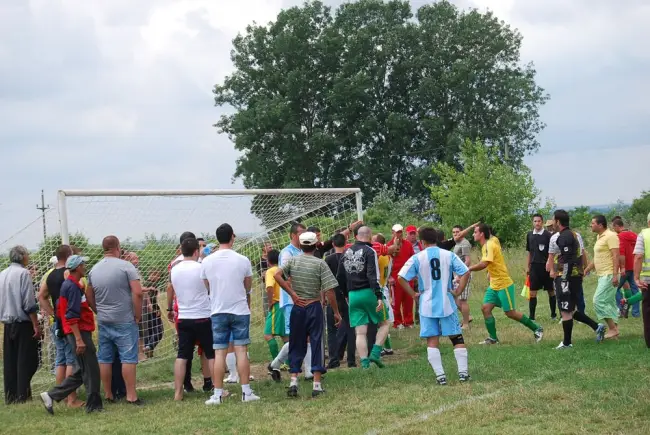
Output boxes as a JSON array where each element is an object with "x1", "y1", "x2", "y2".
[{"x1": 2, "y1": 249, "x2": 650, "y2": 434}]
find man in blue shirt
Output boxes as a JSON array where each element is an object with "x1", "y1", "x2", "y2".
[{"x1": 398, "y1": 227, "x2": 471, "y2": 386}]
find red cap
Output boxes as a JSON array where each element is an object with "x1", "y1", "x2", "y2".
[{"x1": 405, "y1": 225, "x2": 417, "y2": 233}]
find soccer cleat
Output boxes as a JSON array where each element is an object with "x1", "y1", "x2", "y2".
[
  {"x1": 205, "y1": 394, "x2": 223, "y2": 406},
  {"x1": 242, "y1": 391, "x2": 260, "y2": 402},
  {"x1": 381, "y1": 349, "x2": 394, "y2": 356},
  {"x1": 311, "y1": 389, "x2": 326, "y2": 398},
  {"x1": 40, "y1": 392, "x2": 54, "y2": 415},
  {"x1": 268, "y1": 364, "x2": 281, "y2": 382},
  {"x1": 287, "y1": 385, "x2": 299, "y2": 398},
  {"x1": 436, "y1": 375, "x2": 447, "y2": 386},
  {"x1": 369, "y1": 355, "x2": 385, "y2": 368},
  {"x1": 534, "y1": 326, "x2": 544, "y2": 343},
  {"x1": 479, "y1": 337, "x2": 499, "y2": 345},
  {"x1": 555, "y1": 342, "x2": 573, "y2": 350},
  {"x1": 458, "y1": 373, "x2": 471, "y2": 383},
  {"x1": 595, "y1": 324, "x2": 606, "y2": 343}
]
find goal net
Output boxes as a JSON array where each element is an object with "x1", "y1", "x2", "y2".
[{"x1": 1, "y1": 188, "x2": 360, "y2": 391}]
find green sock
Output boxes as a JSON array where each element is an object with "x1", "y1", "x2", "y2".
[
  {"x1": 361, "y1": 358, "x2": 370, "y2": 369},
  {"x1": 485, "y1": 316, "x2": 498, "y2": 340},
  {"x1": 267, "y1": 339, "x2": 279, "y2": 359},
  {"x1": 519, "y1": 314, "x2": 539, "y2": 332},
  {"x1": 370, "y1": 344, "x2": 383, "y2": 359},
  {"x1": 384, "y1": 335, "x2": 392, "y2": 349},
  {"x1": 628, "y1": 292, "x2": 643, "y2": 305}
]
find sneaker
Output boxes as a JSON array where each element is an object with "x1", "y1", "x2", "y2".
[
  {"x1": 40, "y1": 392, "x2": 54, "y2": 415},
  {"x1": 224, "y1": 376, "x2": 239, "y2": 384},
  {"x1": 381, "y1": 349, "x2": 394, "y2": 356},
  {"x1": 595, "y1": 324, "x2": 606, "y2": 343},
  {"x1": 312, "y1": 389, "x2": 326, "y2": 398},
  {"x1": 242, "y1": 391, "x2": 260, "y2": 402},
  {"x1": 436, "y1": 375, "x2": 447, "y2": 386},
  {"x1": 205, "y1": 394, "x2": 223, "y2": 406},
  {"x1": 369, "y1": 354, "x2": 385, "y2": 368},
  {"x1": 479, "y1": 337, "x2": 499, "y2": 345},
  {"x1": 268, "y1": 364, "x2": 281, "y2": 382},
  {"x1": 555, "y1": 342, "x2": 573, "y2": 350},
  {"x1": 287, "y1": 385, "x2": 299, "y2": 398},
  {"x1": 534, "y1": 327, "x2": 544, "y2": 343},
  {"x1": 458, "y1": 373, "x2": 471, "y2": 383},
  {"x1": 184, "y1": 383, "x2": 195, "y2": 393},
  {"x1": 202, "y1": 382, "x2": 214, "y2": 393}
]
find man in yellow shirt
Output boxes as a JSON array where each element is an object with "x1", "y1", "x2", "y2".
[
  {"x1": 469, "y1": 224, "x2": 543, "y2": 344},
  {"x1": 585, "y1": 215, "x2": 620, "y2": 339},
  {"x1": 263, "y1": 249, "x2": 287, "y2": 378}
]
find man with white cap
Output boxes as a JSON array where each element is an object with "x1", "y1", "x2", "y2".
[
  {"x1": 387, "y1": 224, "x2": 415, "y2": 328},
  {"x1": 274, "y1": 231, "x2": 340, "y2": 398}
]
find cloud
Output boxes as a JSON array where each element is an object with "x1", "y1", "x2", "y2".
[{"x1": 0, "y1": 0, "x2": 648, "y2": 250}]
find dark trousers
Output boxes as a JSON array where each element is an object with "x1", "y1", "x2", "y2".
[
  {"x1": 327, "y1": 301, "x2": 377, "y2": 366},
  {"x1": 48, "y1": 332, "x2": 103, "y2": 410},
  {"x1": 289, "y1": 302, "x2": 325, "y2": 374},
  {"x1": 111, "y1": 351, "x2": 126, "y2": 398},
  {"x1": 143, "y1": 312, "x2": 164, "y2": 350},
  {"x1": 3, "y1": 322, "x2": 38, "y2": 404},
  {"x1": 643, "y1": 290, "x2": 650, "y2": 348}
]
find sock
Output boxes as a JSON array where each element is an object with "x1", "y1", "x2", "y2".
[
  {"x1": 573, "y1": 311, "x2": 599, "y2": 330},
  {"x1": 313, "y1": 381, "x2": 322, "y2": 391},
  {"x1": 226, "y1": 352, "x2": 237, "y2": 379},
  {"x1": 213, "y1": 387, "x2": 223, "y2": 397},
  {"x1": 267, "y1": 339, "x2": 279, "y2": 359},
  {"x1": 272, "y1": 343, "x2": 290, "y2": 369},
  {"x1": 549, "y1": 295, "x2": 557, "y2": 317},
  {"x1": 290, "y1": 376, "x2": 298, "y2": 387},
  {"x1": 562, "y1": 319, "x2": 574, "y2": 346},
  {"x1": 203, "y1": 377, "x2": 212, "y2": 387},
  {"x1": 627, "y1": 292, "x2": 643, "y2": 305},
  {"x1": 453, "y1": 348, "x2": 468, "y2": 375},
  {"x1": 361, "y1": 358, "x2": 370, "y2": 368},
  {"x1": 529, "y1": 297, "x2": 537, "y2": 320},
  {"x1": 370, "y1": 344, "x2": 383, "y2": 359},
  {"x1": 519, "y1": 314, "x2": 539, "y2": 332},
  {"x1": 241, "y1": 384, "x2": 252, "y2": 396},
  {"x1": 485, "y1": 316, "x2": 498, "y2": 340},
  {"x1": 304, "y1": 343, "x2": 312, "y2": 375},
  {"x1": 426, "y1": 347, "x2": 444, "y2": 377},
  {"x1": 385, "y1": 335, "x2": 392, "y2": 349}
]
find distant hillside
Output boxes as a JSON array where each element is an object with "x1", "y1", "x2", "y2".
[{"x1": 558, "y1": 203, "x2": 630, "y2": 213}]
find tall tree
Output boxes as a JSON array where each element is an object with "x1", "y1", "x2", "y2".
[{"x1": 214, "y1": 0, "x2": 548, "y2": 207}]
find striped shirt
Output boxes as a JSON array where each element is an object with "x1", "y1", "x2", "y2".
[{"x1": 279, "y1": 255, "x2": 338, "y2": 300}]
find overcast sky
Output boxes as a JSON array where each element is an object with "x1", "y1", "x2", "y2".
[{"x1": 1, "y1": 0, "x2": 648, "y2": 250}]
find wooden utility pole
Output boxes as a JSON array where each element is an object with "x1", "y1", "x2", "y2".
[{"x1": 36, "y1": 189, "x2": 50, "y2": 243}]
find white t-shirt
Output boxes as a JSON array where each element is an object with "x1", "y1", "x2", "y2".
[
  {"x1": 200, "y1": 249, "x2": 252, "y2": 316},
  {"x1": 170, "y1": 260, "x2": 211, "y2": 319}
]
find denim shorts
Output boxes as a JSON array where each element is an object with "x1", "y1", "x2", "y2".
[
  {"x1": 52, "y1": 324, "x2": 76, "y2": 367},
  {"x1": 210, "y1": 314, "x2": 250, "y2": 350},
  {"x1": 97, "y1": 322, "x2": 139, "y2": 364}
]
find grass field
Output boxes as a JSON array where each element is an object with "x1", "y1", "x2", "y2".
[{"x1": 2, "y1": 249, "x2": 650, "y2": 434}]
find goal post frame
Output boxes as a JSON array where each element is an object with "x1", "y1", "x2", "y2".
[{"x1": 57, "y1": 188, "x2": 363, "y2": 245}]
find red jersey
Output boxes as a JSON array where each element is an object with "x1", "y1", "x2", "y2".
[
  {"x1": 387, "y1": 238, "x2": 415, "y2": 278},
  {"x1": 618, "y1": 230, "x2": 637, "y2": 271},
  {"x1": 58, "y1": 275, "x2": 95, "y2": 335}
]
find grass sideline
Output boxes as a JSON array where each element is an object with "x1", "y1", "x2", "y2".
[{"x1": 2, "y1": 248, "x2": 650, "y2": 434}]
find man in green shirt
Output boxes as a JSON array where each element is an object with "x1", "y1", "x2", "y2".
[{"x1": 274, "y1": 232, "x2": 341, "y2": 398}]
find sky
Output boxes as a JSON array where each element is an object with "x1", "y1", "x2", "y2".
[{"x1": 1, "y1": 0, "x2": 648, "y2": 250}]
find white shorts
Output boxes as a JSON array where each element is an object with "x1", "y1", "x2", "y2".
[{"x1": 381, "y1": 286, "x2": 394, "y2": 323}]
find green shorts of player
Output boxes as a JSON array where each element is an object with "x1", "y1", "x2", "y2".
[
  {"x1": 483, "y1": 284, "x2": 516, "y2": 312},
  {"x1": 349, "y1": 288, "x2": 387, "y2": 328}
]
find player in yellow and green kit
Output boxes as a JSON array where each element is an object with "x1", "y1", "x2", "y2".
[
  {"x1": 469, "y1": 224, "x2": 544, "y2": 344},
  {"x1": 373, "y1": 233, "x2": 394, "y2": 356},
  {"x1": 264, "y1": 250, "x2": 287, "y2": 380}
]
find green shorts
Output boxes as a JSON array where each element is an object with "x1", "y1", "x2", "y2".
[
  {"x1": 349, "y1": 288, "x2": 384, "y2": 328},
  {"x1": 483, "y1": 284, "x2": 516, "y2": 312},
  {"x1": 264, "y1": 302, "x2": 286, "y2": 336}
]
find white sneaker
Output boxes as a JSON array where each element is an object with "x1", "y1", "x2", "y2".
[
  {"x1": 555, "y1": 342, "x2": 573, "y2": 350},
  {"x1": 205, "y1": 394, "x2": 223, "y2": 406},
  {"x1": 242, "y1": 391, "x2": 260, "y2": 402},
  {"x1": 224, "y1": 376, "x2": 239, "y2": 384}
]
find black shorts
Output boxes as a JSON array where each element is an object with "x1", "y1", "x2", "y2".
[
  {"x1": 529, "y1": 263, "x2": 553, "y2": 291},
  {"x1": 177, "y1": 318, "x2": 215, "y2": 360},
  {"x1": 555, "y1": 276, "x2": 582, "y2": 313}
]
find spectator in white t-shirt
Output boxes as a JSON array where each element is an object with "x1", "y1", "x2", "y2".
[
  {"x1": 168, "y1": 238, "x2": 215, "y2": 401},
  {"x1": 202, "y1": 224, "x2": 260, "y2": 405}
]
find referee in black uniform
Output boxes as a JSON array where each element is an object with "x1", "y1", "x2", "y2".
[{"x1": 526, "y1": 214, "x2": 557, "y2": 320}]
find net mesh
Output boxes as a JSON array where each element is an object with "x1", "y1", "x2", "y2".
[{"x1": 0, "y1": 190, "x2": 360, "y2": 392}]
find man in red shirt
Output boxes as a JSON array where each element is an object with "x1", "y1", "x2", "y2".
[
  {"x1": 40, "y1": 255, "x2": 103, "y2": 414},
  {"x1": 387, "y1": 224, "x2": 415, "y2": 328},
  {"x1": 613, "y1": 217, "x2": 640, "y2": 318}
]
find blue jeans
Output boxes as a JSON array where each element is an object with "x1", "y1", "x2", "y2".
[
  {"x1": 210, "y1": 313, "x2": 250, "y2": 350},
  {"x1": 616, "y1": 271, "x2": 640, "y2": 317},
  {"x1": 52, "y1": 324, "x2": 76, "y2": 367},
  {"x1": 97, "y1": 322, "x2": 139, "y2": 364}
]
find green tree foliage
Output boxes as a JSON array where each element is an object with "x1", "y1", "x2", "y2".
[
  {"x1": 214, "y1": 0, "x2": 548, "y2": 210},
  {"x1": 363, "y1": 185, "x2": 426, "y2": 236},
  {"x1": 629, "y1": 191, "x2": 650, "y2": 225},
  {"x1": 429, "y1": 140, "x2": 553, "y2": 246}
]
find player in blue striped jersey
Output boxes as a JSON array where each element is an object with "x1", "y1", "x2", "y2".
[{"x1": 398, "y1": 227, "x2": 471, "y2": 385}]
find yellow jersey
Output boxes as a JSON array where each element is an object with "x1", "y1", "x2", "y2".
[
  {"x1": 265, "y1": 266, "x2": 281, "y2": 304},
  {"x1": 378, "y1": 255, "x2": 391, "y2": 288},
  {"x1": 481, "y1": 237, "x2": 513, "y2": 290}
]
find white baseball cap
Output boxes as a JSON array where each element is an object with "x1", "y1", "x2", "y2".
[
  {"x1": 299, "y1": 231, "x2": 319, "y2": 246},
  {"x1": 392, "y1": 224, "x2": 404, "y2": 232},
  {"x1": 49, "y1": 256, "x2": 57, "y2": 265}
]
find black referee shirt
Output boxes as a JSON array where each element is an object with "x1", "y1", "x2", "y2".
[{"x1": 526, "y1": 229, "x2": 551, "y2": 264}]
